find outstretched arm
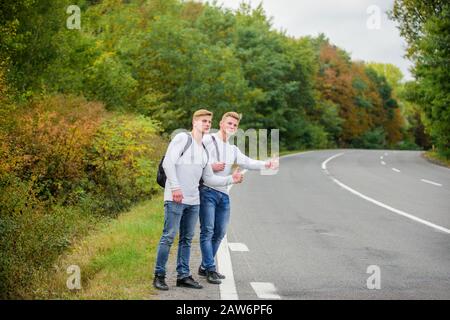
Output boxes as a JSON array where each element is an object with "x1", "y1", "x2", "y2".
[{"x1": 235, "y1": 147, "x2": 268, "y2": 170}]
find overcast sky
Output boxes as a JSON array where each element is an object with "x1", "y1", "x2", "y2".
[{"x1": 203, "y1": 0, "x2": 413, "y2": 80}]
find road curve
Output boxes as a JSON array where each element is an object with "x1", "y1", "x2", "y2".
[{"x1": 226, "y1": 150, "x2": 450, "y2": 299}]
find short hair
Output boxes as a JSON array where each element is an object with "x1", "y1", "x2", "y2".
[
  {"x1": 221, "y1": 111, "x2": 241, "y2": 122},
  {"x1": 193, "y1": 109, "x2": 213, "y2": 120}
]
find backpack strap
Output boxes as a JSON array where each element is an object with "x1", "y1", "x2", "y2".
[
  {"x1": 202, "y1": 143, "x2": 209, "y2": 168},
  {"x1": 210, "y1": 134, "x2": 220, "y2": 162},
  {"x1": 179, "y1": 133, "x2": 208, "y2": 168},
  {"x1": 180, "y1": 132, "x2": 192, "y2": 157}
]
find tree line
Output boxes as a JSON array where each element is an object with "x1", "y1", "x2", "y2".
[{"x1": 1, "y1": 0, "x2": 446, "y2": 298}]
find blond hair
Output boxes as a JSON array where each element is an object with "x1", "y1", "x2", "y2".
[
  {"x1": 221, "y1": 111, "x2": 241, "y2": 122},
  {"x1": 193, "y1": 109, "x2": 213, "y2": 120}
]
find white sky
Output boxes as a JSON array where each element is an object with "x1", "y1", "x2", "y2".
[{"x1": 202, "y1": 0, "x2": 413, "y2": 80}]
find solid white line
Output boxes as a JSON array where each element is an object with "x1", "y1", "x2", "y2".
[
  {"x1": 321, "y1": 153, "x2": 450, "y2": 235},
  {"x1": 321, "y1": 152, "x2": 344, "y2": 170},
  {"x1": 331, "y1": 177, "x2": 450, "y2": 234},
  {"x1": 381, "y1": 161, "x2": 386, "y2": 165},
  {"x1": 217, "y1": 235, "x2": 239, "y2": 300},
  {"x1": 392, "y1": 168, "x2": 401, "y2": 173},
  {"x1": 250, "y1": 282, "x2": 281, "y2": 299},
  {"x1": 421, "y1": 179, "x2": 443, "y2": 187},
  {"x1": 228, "y1": 242, "x2": 249, "y2": 252},
  {"x1": 219, "y1": 170, "x2": 249, "y2": 300}
]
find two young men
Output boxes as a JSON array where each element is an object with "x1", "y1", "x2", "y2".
[{"x1": 153, "y1": 109, "x2": 277, "y2": 290}]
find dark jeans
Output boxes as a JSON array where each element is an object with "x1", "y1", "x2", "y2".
[
  {"x1": 154, "y1": 201, "x2": 200, "y2": 279},
  {"x1": 199, "y1": 186, "x2": 230, "y2": 272}
]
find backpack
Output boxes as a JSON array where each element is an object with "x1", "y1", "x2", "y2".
[{"x1": 156, "y1": 132, "x2": 209, "y2": 188}]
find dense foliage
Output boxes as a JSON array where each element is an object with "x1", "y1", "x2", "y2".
[
  {"x1": 389, "y1": 0, "x2": 450, "y2": 158},
  {"x1": 1, "y1": 0, "x2": 440, "y2": 298}
]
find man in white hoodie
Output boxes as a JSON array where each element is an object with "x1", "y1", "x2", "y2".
[
  {"x1": 198, "y1": 112, "x2": 278, "y2": 284},
  {"x1": 153, "y1": 109, "x2": 244, "y2": 291}
]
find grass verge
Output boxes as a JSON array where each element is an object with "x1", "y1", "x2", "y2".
[
  {"x1": 31, "y1": 193, "x2": 165, "y2": 299},
  {"x1": 422, "y1": 151, "x2": 450, "y2": 168}
]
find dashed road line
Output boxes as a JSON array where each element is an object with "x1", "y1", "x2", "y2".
[
  {"x1": 392, "y1": 168, "x2": 401, "y2": 173},
  {"x1": 228, "y1": 243, "x2": 249, "y2": 252},
  {"x1": 421, "y1": 179, "x2": 442, "y2": 187},
  {"x1": 250, "y1": 282, "x2": 281, "y2": 299}
]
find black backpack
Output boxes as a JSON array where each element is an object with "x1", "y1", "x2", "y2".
[{"x1": 156, "y1": 133, "x2": 209, "y2": 188}]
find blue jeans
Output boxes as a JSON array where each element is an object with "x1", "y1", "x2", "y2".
[
  {"x1": 154, "y1": 201, "x2": 200, "y2": 279},
  {"x1": 199, "y1": 186, "x2": 230, "y2": 272}
]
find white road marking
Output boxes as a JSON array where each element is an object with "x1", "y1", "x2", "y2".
[
  {"x1": 217, "y1": 235, "x2": 239, "y2": 300},
  {"x1": 219, "y1": 169, "x2": 250, "y2": 300},
  {"x1": 321, "y1": 152, "x2": 344, "y2": 170},
  {"x1": 322, "y1": 153, "x2": 450, "y2": 235},
  {"x1": 392, "y1": 168, "x2": 401, "y2": 173},
  {"x1": 421, "y1": 179, "x2": 443, "y2": 187},
  {"x1": 228, "y1": 242, "x2": 249, "y2": 252},
  {"x1": 380, "y1": 156, "x2": 384, "y2": 160},
  {"x1": 381, "y1": 161, "x2": 386, "y2": 165},
  {"x1": 250, "y1": 282, "x2": 281, "y2": 299}
]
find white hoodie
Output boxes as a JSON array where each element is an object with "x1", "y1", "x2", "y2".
[
  {"x1": 202, "y1": 132, "x2": 266, "y2": 195},
  {"x1": 162, "y1": 132, "x2": 234, "y2": 205}
]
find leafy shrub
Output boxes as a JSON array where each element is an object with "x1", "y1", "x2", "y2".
[
  {"x1": 396, "y1": 139, "x2": 421, "y2": 150},
  {"x1": 84, "y1": 114, "x2": 166, "y2": 215},
  {"x1": 0, "y1": 178, "x2": 96, "y2": 299},
  {"x1": 8, "y1": 95, "x2": 105, "y2": 200},
  {"x1": 0, "y1": 95, "x2": 166, "y2": 298},
  {"x1": 352, "y1": 127, "x2": 387, "y2": 149}
]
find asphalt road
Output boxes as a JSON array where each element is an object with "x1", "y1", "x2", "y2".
[{"x1": 225, "y1": 150, "x2": 450, "y2": 299}]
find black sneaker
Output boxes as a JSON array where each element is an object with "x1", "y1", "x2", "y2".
[
  {"x1": 176, "y1": 276, "x2": 203, "y2": 289},
  {"x1": 198, "y1": 266, "x2": 207, "y2": 277},
  {"x1": 198, "y1": 266, "x2": 226, "y2": 279},
  {"x1": 206, "y1": 271, "x2": 222, "y2": 284},
  {"x1": 153, "y1": 275, "x2": 169, "y2": 291}
]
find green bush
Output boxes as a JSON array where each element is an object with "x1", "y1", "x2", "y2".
[
  {"x1": 84, "y1": 114, "x2": 166, "y2": 216},
  {"x1": 396, "y1": 139, "x2": 421, "y2": 150},
  {"x1": 0, "y1": 190, "x2": 96, "y2": 298},
  {"x1": 351, "y1": 127, "x2": 387, "y2": 149},
  {"x1": 0, "y1": 95, "x2": 166, "y2": 298},
  {"x1": 286, "y1": 119, "x2": 329, "y2": 150}
]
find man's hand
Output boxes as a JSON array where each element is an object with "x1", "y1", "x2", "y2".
[
  {"x1": 232, "y1": 168, "x2": 244, "y2": 184},
  {"x1": 265, "y1": 158, "x2": 279, "y2": 170},
  {"x1": 172, "y1": 189, "x2": 183, "y2": 203},
  {"x1": 212, "y1": 162, "x2": 225, "y2": 172}
]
